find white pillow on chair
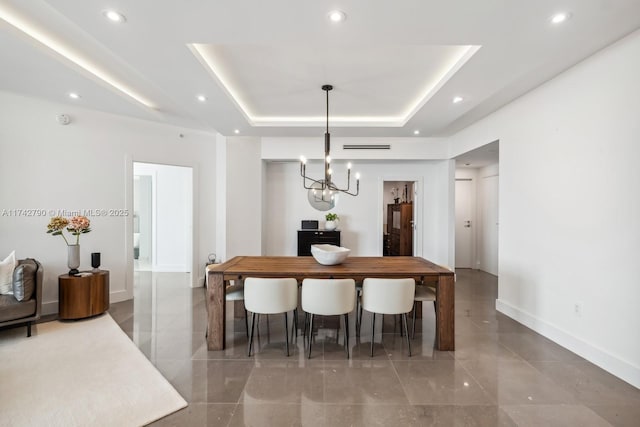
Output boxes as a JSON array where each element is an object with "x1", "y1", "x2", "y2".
[{"x1": 0, "y1": 250, "x2": 16, "y2": 295}]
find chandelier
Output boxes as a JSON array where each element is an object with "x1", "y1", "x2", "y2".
[{"x1": 300, "y1": 85, "x2": 360, "y2": 208}]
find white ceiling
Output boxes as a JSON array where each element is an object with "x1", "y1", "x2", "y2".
[{"x1": 1, "y1": 0, "x2": 639, "y2": 141}]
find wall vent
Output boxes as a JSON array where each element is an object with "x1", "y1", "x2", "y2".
[{"x1": 342, "y1": 144, "x2": 391, "y2": 150}]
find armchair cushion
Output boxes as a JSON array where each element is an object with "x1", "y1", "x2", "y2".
[{"x1": 12, "y1": 260, "x2": 38, "y2": 302}]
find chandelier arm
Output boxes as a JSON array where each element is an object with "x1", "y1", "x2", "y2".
[{"x1": 301, "y1": 175, "x2": 327, "y2": 190}]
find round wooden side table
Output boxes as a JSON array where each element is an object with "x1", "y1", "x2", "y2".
[{"x1": 58, "y1": 270, "x2": 110, "y2": 320}]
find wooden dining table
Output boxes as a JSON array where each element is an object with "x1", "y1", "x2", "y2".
[{"x1": 206, "y1": 256, "x2": 455, "y2": 351}]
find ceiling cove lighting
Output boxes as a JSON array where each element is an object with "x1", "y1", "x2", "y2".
[
  {"x1": 300, "y1": 85, "x2": 360, "y2": 210},
  {"x1": 102, "y1": 10, "x2": 126, "y2": 23},
  {"x1": 0, "y1": 6, "x2": 154, "y2": 109}
]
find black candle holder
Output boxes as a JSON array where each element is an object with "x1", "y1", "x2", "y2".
[{"x1": 91, "y1": 252, "x2": 101, "y2": 273}]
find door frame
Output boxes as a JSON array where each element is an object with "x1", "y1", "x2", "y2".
[
  {"x1": 124, "y1": 156, "x2": 200, "y2": 300},
  {"x1": 377, "y1": 175, "x2": 424, "y2": 257}
]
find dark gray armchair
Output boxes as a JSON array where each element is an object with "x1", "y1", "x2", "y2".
[{"x1": 0, "y1": 259, "x2": 43, "y2": 336}]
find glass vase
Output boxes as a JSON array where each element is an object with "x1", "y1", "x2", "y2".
[{"x1": 68, "y1": 244, "x2": 80, "y2": 275}]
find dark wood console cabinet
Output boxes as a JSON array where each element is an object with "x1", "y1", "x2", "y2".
[{"x1": 297, "y1": 230, "x2": 341, "y2": 256}]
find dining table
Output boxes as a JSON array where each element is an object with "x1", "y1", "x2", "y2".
[{"x1": 205, "y1": 256, "x2": 455, "y2": 351}]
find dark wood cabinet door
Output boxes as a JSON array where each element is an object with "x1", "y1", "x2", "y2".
[
  {"x1": 387, "y1": 203, "x2": 413, "y2": 256},
  {"x1": 297, "y1": 230, "x2": 341, "y2": 256}
]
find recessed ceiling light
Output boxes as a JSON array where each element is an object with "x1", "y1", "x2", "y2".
[
  {"x1": 550, "y1": 12, "x2": 571, "y2": 24},
  {"x1": 68, "y1": 92, "x2": 80, "y2": 100},
  {"x1": 234, "y1": 129, "x2": 240, "y2": 134},
  {"x1": 196, "y1": 94, "x2": 207, "y2": 102},
  {"x1": 465, "y1": 163, "x2": 471, "y2": 166},
  {"x1": 453, "y1": 96, "x2": 463, "y2": 104},
  {"x1": 103, "y1": 10, "x2": 126, "y2": 23},
  {"x1": 413, "y1": 130, "x2": 420, "y2": 135},
  {"x1": 328, "y1": 10, "x2": 346, "y2": 23}
]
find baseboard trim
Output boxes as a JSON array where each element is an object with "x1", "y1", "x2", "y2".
[
  {"x1": 496, "y1": 299, "x2": 640, "y2": 389},
  {"x1": 42, "y1": 290, "x2": 132, "y2": 316}
]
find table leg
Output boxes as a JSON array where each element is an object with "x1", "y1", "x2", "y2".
[
  {"x1": 435, "y1": 274, "x2": 455, "y2": 351},
  {"x1": 207, "y1": 271, "x2": 226, "y2": 350}
]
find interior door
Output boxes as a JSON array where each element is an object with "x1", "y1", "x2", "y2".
[{"x1": 455, "y1": 179, "x2": 473, "y2": 268}]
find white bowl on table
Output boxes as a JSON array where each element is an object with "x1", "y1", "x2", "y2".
[{"x1": 310, "y1": 244, "x2": 351, "y2": 265}]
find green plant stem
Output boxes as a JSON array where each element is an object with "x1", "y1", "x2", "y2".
[{"x1": 61, "y1": 233, "x2": 70, "y2": 246}]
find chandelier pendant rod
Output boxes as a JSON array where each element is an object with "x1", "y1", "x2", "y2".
[{"x1": 299, "y1": 84, "x2": 360, "y2": 198}]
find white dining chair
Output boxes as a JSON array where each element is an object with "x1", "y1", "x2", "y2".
[
  {"x1": 412, "y1": 285, "x2": 436, "y2": 339},
  {"x1": 361, "y1": 278, "x2": 415, "y2": 357},
  {"x1": 301, "y1": 278, "x2": 356, "y2": 359},
  {"x1": 244, "y1": 277, "x2": 299, "y2": 357}
]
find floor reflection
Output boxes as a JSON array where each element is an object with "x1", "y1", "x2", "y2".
[{"x1": 107, "y1": 269, "x2": 640, "y2": 426}]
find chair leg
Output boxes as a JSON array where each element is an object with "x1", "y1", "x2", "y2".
[
  {"x1": 284, "y1": 312, "x2": 290, "y2": 357},
  {"x1": 303, "y1": 312, "x2": 308, "y2": 342},
  {"x1": 247, "y1": 312, "x2": 256, "y2": 357},
  {"x1": 355, "y1": 296, "x2": 360, "y2": 337},
  {"x1": 344, "y1": 313, "x2": 350, "y2": 359},
  {"x1": 403, "y1": 313, "x2": 412, "y2": 357},
  {"x1": 370, "y1": 312, "x2": 376, "y2": 357},
  {"x1": 308, "y1": 314, "x2": 314, "y2": 359},
  {"x1": 27, "y1": 322, "x2": 32, "y2": 337},
  {"x1": 412, "y1": 301, "x2": 417, "y2": 340},
  {"x1": 244, "y1": 308, "x2": 249, "y2": 338},
  {"x1": 291, "y1": 309, "x2": 298, "y2": 343}
]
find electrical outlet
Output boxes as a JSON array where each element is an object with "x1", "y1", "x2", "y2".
[{"x1": 574, "y1": 302, "x2": 583, "y2": 317}]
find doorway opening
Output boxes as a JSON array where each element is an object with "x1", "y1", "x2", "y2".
[
  {"x1": 132, "y1": 162, "x2": 193, "y2": 275},
  {"x1": 383, "y1": 181, "x2": 416, "y2": 256},
  {"x1": 454, "y1": 140, "x2": 499, "y2": 274}
]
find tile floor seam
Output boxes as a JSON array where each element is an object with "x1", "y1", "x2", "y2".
[{"x1": 456, "y1": 358, "x2": 499, "y2": 406}]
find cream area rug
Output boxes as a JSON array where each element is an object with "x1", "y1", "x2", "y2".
[{"x1": 0, "y1": 314, "x2": 186, "y2": 426}]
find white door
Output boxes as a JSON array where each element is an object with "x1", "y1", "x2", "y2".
[{"x1": 455, "y1": 179, "x2": 474, "y2": 268}]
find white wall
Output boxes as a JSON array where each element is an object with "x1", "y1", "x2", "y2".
[
  {"x1": 225, "y1": 137, "x2": 263, "y2": 259},
  {"x1": 263, "y1": 159, "x2": 454, "y2": 267},
  {"x1": 449, "y1": 30, "x2": 640, "y2": 387},
  {"x1": 0, "y1": 92, "x2": 217, "y2": 313},
  {"x1": 477, "y1": 164, "x2": 499, "y2": 275}
]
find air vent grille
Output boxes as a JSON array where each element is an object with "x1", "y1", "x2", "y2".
[{"x1": 342, "y1": 144, "x2": 391, "y2": 150}]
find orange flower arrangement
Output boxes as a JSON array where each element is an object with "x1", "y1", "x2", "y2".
[{"x1": 46, "y1": 215, "x2": 91, "y2": 245}]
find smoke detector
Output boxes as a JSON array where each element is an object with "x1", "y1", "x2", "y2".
[{"x1": 56, "y1": 114, "x2": 71, "y2": 125}]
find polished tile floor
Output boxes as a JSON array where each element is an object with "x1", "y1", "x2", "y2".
[{"x1": 108, "y1": 269, "x2": 640, "y2": 426}]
